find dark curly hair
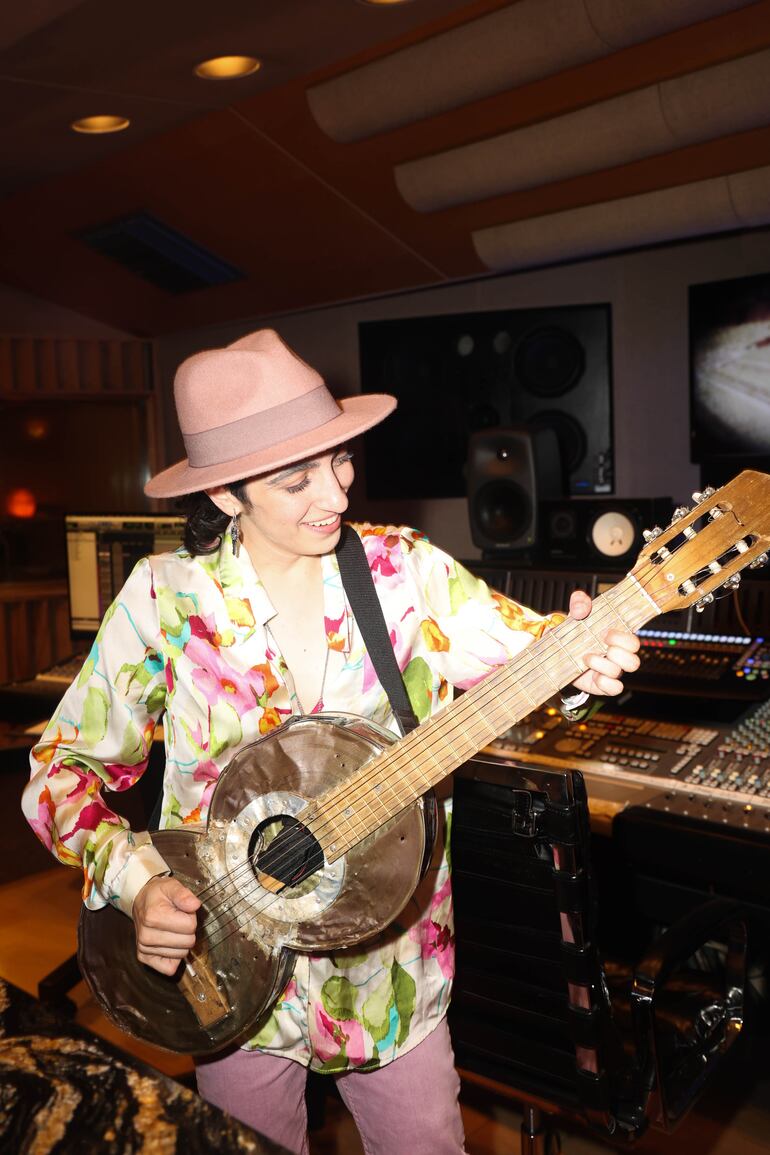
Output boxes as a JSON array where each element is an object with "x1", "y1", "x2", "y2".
[{"x1": 180, "y1": 482, "x2": 250, "y2": 555}]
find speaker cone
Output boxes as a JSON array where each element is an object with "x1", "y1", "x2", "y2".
[
  {"x1": 528, "y1": 411, "x2": 587, "y2": 472},
  {"x1": 590, "y1": 510, "x2": 637, "y2": 559},
  {"x1": 472, "y1": 481, "x2": 533, "y2": 546},
  {"x1": 514, "y1": 326, "x2": 586, "y2": 398}
]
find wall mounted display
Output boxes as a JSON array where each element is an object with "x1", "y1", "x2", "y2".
[{"x1": 690, "y1": 270, "x2": 770, "y2": 467}]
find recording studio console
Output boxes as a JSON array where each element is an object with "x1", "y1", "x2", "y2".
[
  {"x1": 629, "y1": 630, "x2": 770, "y2": 698},
  {"x1": 485, "y1": 694, "x2": 770, "y2": 834}
]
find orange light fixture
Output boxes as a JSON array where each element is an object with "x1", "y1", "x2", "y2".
[
  {"x1": 25, "y1": 417, "x2": 49, "y2": 441},
  {"x1": 71, "y1": 115, "x2": 130, "y2": 135},
  {"x1": 6, "y1": 488, "x2": 37, "y2": 519},
  {"x1": 194, "y1": 55, "x2": 261, "y2": 80}
]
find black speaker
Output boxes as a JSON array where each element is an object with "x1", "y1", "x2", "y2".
[
  {"x1": 539, "y1": 497, "x2": 673, "y2": 569},
  {"x1": 360, "y1": 304, "x2": 612, "y2": 500},
  {"x1": 467, "y1": 426, "x2": 563, "y2": 553}
]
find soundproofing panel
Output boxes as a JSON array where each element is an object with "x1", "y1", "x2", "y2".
[
  {"x1": 360, "y1": 305, "x2": 612, "y2": 500},
  {"x1": 538, "y1": 497, "x2": 673, "y2": 569},
  {"x1": 473, "y1": 163, "x2": 770, "y2": 273},
  {"x1": 466, "y1": 427, "x2": 563, "y2": 553},
  {"x1": 395, "y1": 48, "x2": 770, "y2": 212},
  {"x1": 306, "y1": 0, "x2": 749, "y2": 143}
]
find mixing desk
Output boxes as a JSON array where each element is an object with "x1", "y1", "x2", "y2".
[
  {"x1": 485, "y1": 694, "x2": 770, "y2": 834},
  {"x1": 628, "y1": 630, "x2": 770, "y2": 698}
]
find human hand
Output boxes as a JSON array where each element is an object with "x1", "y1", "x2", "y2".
[
  {"x1": 566, "y1": 590, "x2": 641, "y2": 698},
  {"x1": 132, "y1": 875, "x2": 201, "y2": 976}
]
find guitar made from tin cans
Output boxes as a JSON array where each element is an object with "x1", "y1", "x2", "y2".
[{"x1": 78, "y1": 471, "x2": 770, "y2": 1054}]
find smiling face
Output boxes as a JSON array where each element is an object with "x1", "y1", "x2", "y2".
[{"x1": 208, "y1": 446, "x2": 355, "y2": 565}]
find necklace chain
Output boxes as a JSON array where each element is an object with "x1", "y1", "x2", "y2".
[
  {"x1": 307, "y1": 640, "x2": 332, "y2": 715},
  {"x1": 266, "y1": 623, "x2": 331, "y2": 716}
]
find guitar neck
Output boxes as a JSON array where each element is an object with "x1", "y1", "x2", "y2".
[{"x1": 308, "y1": 574, "x2": 659, "y2": 862}]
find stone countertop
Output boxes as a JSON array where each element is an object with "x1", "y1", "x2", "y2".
[{"x1": 0, "y1": 978, "x2": 288, "y2": 1154}]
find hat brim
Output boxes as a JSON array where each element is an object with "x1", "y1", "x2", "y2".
[{"x1": 144, "y1": 394, "x2": 396, "y2": 498}]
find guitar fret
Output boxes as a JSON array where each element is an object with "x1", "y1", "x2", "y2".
[
  {"x1": 318, "y1": 563, "x2": 683, "y2": 862},
  {"x1": 571, "y1": 616, "x2": 605, "y2": 661},
  {"x1": 538, "y1": 634, "x2": 576, "y2": 691},
  {"x1": 327, "y1": 802, "x2": 359, "y2": 853},
  {"x1": 454, "y1": 698, "x2": 495, "y2": 757},
  {"x1": 81, "y1": 472, "x2": 770, "y2": 1056},
  {"x1": 551, "y1": 623, "x2": 586, "y2": 683},
  {"x1": 618, "y1": 580, "x2": 657, "y2": 632}
]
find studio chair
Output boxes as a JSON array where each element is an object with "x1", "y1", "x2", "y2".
[{"x1": 449, "y1": 755, "x2": 747, "y2": 1155}]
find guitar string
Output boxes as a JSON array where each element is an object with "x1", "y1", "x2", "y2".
[
  {"x1": 183, "y1": 526, "x2": 760, "y2": 971},
  {"x1": 184, "y1": 563, "x2": 666, "y2": 956},
  {"x1": 187, "y1": 559, "x2": 695, "y2": 957},
  {"x1": 190, "y1": 580, "x2": 628, "y2": 907},
  {"x1": 188, "y1": 567, "x2": 676, "y2": 961},
  {"x1": 188, "y1": 539, "x2": 750, "y2": 956}
]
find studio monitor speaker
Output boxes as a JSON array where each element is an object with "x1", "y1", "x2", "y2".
[
  {"x1": 359, "y1": 304, "x2": 612, "y2": 501},
  {"x1": 467, "y1": 426, "x2": 563, "y2": 553},
  {"x1": 539, "y1": 497, "x2": 673, "y2": 569}
]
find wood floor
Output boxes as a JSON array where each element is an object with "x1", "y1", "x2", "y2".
[{"x1": 2, "y1": 866, "x2": 768, "y2": 1155}]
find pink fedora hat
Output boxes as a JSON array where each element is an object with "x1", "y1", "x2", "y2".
[{"x1": 145, "y1": 329, "x2": 396, "y2": 498}]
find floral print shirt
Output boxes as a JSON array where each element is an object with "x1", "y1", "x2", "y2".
[{"x1": 24, "y1": 524, "x2": 561, "y2": 1072}]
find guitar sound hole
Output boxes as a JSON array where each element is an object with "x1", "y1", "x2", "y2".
[{"x1": 249, "y1": 815, "x2": 325, "y2": 895}]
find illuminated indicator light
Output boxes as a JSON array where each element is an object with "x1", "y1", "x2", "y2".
[
  {"x1": 194, "y1": 55, "x2": 261, "y2": 79},
  {"x1": 546, "y1": 707, "x2": 558, "y2": 716},
  {"x1": 71, "y1": 115, "x2": 130, "y2": 134},
  {"x1": 6, "y1": 488, "x2": 37, "y2": 518},
  {"x1": 668, "y1": 639, "x2": 677, "y2": 646}
]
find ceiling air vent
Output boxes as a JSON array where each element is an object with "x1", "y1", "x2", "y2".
[{"x1": 79, "y1": 212, "x2": 244, "y2": 294}]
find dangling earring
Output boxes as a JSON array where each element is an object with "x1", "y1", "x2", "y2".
[{"x1": 229, "y1": 513, "x2": 241, "y2": 557}]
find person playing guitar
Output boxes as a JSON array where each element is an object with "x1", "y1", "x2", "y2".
[{"x1": 24, "y1": 329, "x2": 640, "y2": 1154}]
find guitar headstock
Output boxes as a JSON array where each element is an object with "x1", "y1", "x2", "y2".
[{"x1": 628, "y1": 470, "x2": 770, "y2": 616}]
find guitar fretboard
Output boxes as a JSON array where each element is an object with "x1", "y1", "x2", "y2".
[{"x1": 304, "y1": 575, "x2": 658, "y2": 861}]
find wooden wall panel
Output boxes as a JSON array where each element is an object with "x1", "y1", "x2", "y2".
[{"x1": 0, "y1": 337, "x2": 152, "y2": 395}]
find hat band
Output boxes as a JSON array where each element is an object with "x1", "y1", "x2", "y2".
[{"x1": 184, "y1": 386, "x2": 343, "y2": 468}]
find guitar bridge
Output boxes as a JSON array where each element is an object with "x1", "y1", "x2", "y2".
[{"x1": 179, "y1": 955, "x2": 232, "y2": 1030}]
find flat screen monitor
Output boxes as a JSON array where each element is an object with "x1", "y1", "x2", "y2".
[
  {"x1": 689, "y1": 270, "x2": 770, "y2": 464},
  {"x1": 65, "y1": 514, "x2": 185, "y2": 635}
]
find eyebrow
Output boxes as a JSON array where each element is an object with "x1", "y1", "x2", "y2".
[{"x1": 265, "y1": 459, "x2": 318, "y2": 486}]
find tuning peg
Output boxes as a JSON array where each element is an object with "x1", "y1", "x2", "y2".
[
  {"x1": 692, "y1": 486, "x2": 716, "y2": 504},
  {"x1": 722, "y1": 574, "x2": 741, "y2": 592},
  {"x1": 671, "y1": 505, "x2": 690, "y2": 520},
  {"x1": 695, "y1": 591, "x2": 715, "y2": 613},
  {"x1": 750, "y1": 553, "x2": 769, "y2": 570},
  {"x1": 643, "y1": 526, "x2": 663, "y2": 543}
]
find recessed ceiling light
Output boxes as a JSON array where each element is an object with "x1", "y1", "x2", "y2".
[
  {"x1": 357, "y1": 0, "x2": 414, "y2": 6},
  {"x1": 194, "y1": 55, "x2": 261, "y2": 80},
  {"x1": 71, "y1": 115, "x2": 130, "y2": 135}
]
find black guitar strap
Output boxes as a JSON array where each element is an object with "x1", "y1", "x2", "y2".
[
  {"x1": 334, "y1": 524, "x2": 419, "y2": 737},
  {"x1": 149, "y1": 525, "x2": 418, "y2": 830}
]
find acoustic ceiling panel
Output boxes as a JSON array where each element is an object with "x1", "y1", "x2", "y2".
[
  {"x1": 395, "y1": 47, "x2": 770, "y2": 211},
  {"x1": 582, "y1": 0, "x2": 750, "y2": 48},
  {"x1": 306, "y1": 0, "x2": 755, "y2": 142},
  {"x1": 472, "y1": 162, "x2": 770, "y2": 271}
]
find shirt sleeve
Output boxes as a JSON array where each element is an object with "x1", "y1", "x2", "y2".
[
  {"x1": 395, "y1": 527, "x2": 566, "y2": 690},
  {"x1": 22, "y1": 557, "x2": 171, "y2": 915}
]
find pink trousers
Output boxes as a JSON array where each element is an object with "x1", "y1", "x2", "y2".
[{"x1": 195, "y1": 1018, "x2": 466, "y2": 1154}]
